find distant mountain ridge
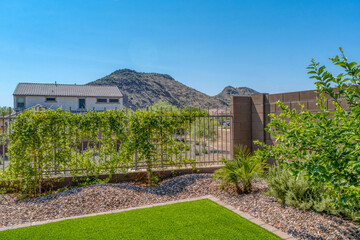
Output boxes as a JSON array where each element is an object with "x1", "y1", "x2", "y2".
[
  {"x1": 215, "y1": 86, "x2": 259, "y2": 105},
  {"x1": 88, "y1": 69, "x2": 258, "y2": 110}
]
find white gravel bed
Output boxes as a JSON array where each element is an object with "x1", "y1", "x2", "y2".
[{"x1": 0, "y1": 174, "x2": 359, "y2": 239}]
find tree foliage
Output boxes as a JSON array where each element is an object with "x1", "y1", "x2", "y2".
[
  {"x1": 255, "y1": 48, "x2": 360, "y2": 223},
  {"x1": 0, "y1": 107, "x2": 12, "y2": 116},
  {"x1": 149, "y1": 100, "x2": 178, "y2": 112}
]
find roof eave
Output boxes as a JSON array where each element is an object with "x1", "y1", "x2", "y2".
[{"x1": 13, "y1": 94, "x2": 123, "y2": 98}]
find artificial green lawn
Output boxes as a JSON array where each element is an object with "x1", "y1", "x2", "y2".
[{"x1": 0, "y1": 199, "x2": 281, "y2": 240}]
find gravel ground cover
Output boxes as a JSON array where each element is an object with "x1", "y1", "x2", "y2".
[{"x1": 0, "y1": 174, "x2": 359, "y2": 240}]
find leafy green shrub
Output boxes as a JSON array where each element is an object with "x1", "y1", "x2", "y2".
[
  {"x1": 255, "y1": 48, "x2": 360, "y2": 224},
  {"x1": 2, "y1": 108, "x2": 206, "y2": 195},
  {"x1": 266, "y1": 166, "x2": 330, "y2": 209},
  {"x1": 214, "y1": 145, "x2": 267, "y2": 194},
  {"x1": 149, "y1": 100, "x2": 177, "y2": 112}
]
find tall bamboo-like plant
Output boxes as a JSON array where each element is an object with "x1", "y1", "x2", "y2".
[{"x1": 214, "y1": 145, "x2": 267, "y2": 194}]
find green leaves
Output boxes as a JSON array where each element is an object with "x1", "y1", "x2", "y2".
[
  {"x1": 214, "y1": 145, "x2": 267, "y2": 194},
  {"x1": 0, "y1": 106, "x2": 12, "y2": 116},
  {"x1": 256, "y1": 48, "x2": 360, "y2": 224},
  {"x1": 2, "y1": 108, "x2": 205, "y2": 194}
]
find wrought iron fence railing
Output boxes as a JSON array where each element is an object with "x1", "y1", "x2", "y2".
[{"x1": 0, "y1": 108, "x2": 232, "y2": 177}]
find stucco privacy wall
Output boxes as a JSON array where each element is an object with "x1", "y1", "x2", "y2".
[{"x1": 230, "y1": 89, "x2": 350, "y2": 159}]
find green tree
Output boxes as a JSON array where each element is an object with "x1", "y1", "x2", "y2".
[
  {"x1": 0, "y1": 107, "x2": 12, "y2": 116},
  {"x1": 255, "y1": 48, "x2": 360, "y2": 224},
  {"x1": 149, "y1": 100, "x2": 178, "y2": 112}
]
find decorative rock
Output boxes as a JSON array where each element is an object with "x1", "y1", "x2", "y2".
[{"x1": 0, "y1": 174, "x2": 359, "y2": 239}]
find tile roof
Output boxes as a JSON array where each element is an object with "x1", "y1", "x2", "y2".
[{"x1": 13, "y1": 83, "x2": 123, "y2": 97}]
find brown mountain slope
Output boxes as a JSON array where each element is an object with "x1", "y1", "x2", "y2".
[
  {"x1": 215, "y1": 86, "x2": 258, "y2": 105},
  {"x1": 88, "y1": 69, "x2": 257, "y2": 110}
]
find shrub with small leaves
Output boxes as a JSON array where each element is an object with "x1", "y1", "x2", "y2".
[
  {"x1": 2, "y1": 108, "x2": 206, "y2": 195},
  {"x1": 266, "y1": 165, "x2": 358, "y2": 219},
  {"x1": 255, "y1": 48, "x2": 360, "y2": 226}
]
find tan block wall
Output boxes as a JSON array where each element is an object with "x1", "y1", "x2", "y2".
[
  {"x1": 231, "y1": 88, "x2": 350, "y2": 161},
  {"x1": 230, "y1": 96, "x2": 252, "y2": 156}
]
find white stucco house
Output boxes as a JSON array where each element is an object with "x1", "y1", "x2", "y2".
[{"x1": 13, "y1": 83, "x2": 123, "y2": 112}]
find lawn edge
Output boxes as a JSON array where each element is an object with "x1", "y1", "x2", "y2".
[
  {"x1": 0, "y1": 195, "x2": 296, "y2": 239},
  {"x1": 207, "y1": 196, "x2": 296, "y2": 240}
]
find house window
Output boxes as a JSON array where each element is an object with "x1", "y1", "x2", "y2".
[
  {"x1": 109, "y1": 99, "x2": 119, "y2": 103},
  {"x1": 79, "y1": 99, "x2": 86, "y2": 109},
  {"x1": 17, "y1": 97, "x2": 25, "y2": 109},
  {"x1": 97, "y1": 99, "x2": 107, "y2": 103},
  {"x1": 45, "y1": 97, "x2": 56, "y2": 102}
]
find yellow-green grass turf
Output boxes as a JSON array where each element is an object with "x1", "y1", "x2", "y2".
[{"x1": 0, "y1": 199, "x2": 282, "y2": 240}]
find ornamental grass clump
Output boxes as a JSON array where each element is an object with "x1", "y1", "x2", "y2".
[{"x1": 214, "y1": 145, "x2": 267, "y2": 194}]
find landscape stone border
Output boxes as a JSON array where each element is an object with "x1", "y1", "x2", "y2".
[{"x1": 0, "y1": 195, "x2": 296, "y2": 239}]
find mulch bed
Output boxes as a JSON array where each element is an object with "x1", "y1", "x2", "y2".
[{"x1": 0, "y1": 174, "x2": 359, "y2": 240}]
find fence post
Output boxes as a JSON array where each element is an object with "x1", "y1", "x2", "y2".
[
  {"x1": 2, "y1": 111, "x2": 5, "y2": 172},
  {"x1": 230, "y1": 96, "x2": 252, "y2": 157},
  {"x1": 251, "y1": 94, "x2": 267, "y2": 151}
]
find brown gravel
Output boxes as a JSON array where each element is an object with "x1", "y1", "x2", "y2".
[{"x1": 0, "y1": 174, "x2": 359, "y2": 239}]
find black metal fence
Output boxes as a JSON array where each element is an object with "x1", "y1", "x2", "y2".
[{"x1": 0, "y1": 108, "x2": 232, "y2": 176}]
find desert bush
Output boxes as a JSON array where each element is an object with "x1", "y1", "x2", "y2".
[
  {"x1": 266, "y1": 165, "x2": 359, "y2": 219},
  {"x1": 214, "y1": 145, "x2": 267, "y2": 194},
  {"x1": 266, "y1": 165, "x2": 331, "y2": 210},
  {"x1": 149, "y1": 100, "x2": 178, "y2": 112}
]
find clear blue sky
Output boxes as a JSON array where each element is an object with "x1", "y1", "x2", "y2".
[{"x1": 1, "y1": 0, "x2": 359, "y2": 107}]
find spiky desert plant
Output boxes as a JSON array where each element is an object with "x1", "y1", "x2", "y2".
[{"x1": 214, "y1": 145, "x2": 267, "y2": 194}]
